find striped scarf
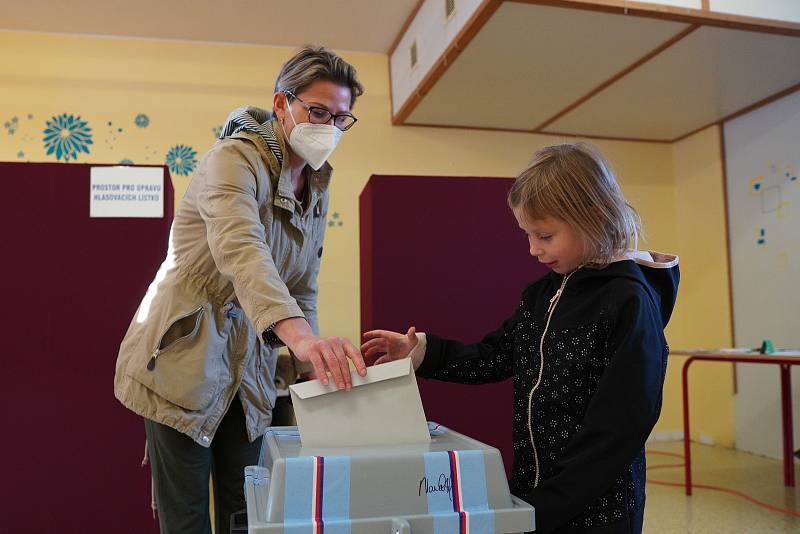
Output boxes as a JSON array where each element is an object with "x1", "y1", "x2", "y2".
[{"x1": 219, "y1": 106, "x2": 284, "y2": 167}]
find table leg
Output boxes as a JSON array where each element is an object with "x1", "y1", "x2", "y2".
[
  {"x1": 682, "y1": 357, "x2": 694, "y2": 496},
  {"x1": 780, "y1": 364, "x2": 795, "y2": 487}
]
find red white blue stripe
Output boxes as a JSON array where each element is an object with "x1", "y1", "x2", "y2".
[
  {"x1": 284, "y1": 456, "x2": 350, "y2": 534},
  {"x1": 448, "y1": 451, "x2": 468, "y2": 534},
  {"x1": 312, "y1": 456, "x2": 324, "y2": 534},
  {"x1": 424, "y1": 450, "x2": 494, "y2": 534}
]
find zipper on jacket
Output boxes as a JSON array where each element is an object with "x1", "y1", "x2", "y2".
[
  {"x1": 528, "y1": 269, "x2": 578, "y2": 487},
  {"x1": 147, "y1": 305, "x2": 204, "y2": 371}
]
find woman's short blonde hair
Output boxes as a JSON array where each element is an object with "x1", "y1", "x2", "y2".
[
  {"x1": 508, "y1": 143, "x2": 642, "y2": 265},
  {"x1": 274, "y1": 46, "x2": 364, "y2": 108}
]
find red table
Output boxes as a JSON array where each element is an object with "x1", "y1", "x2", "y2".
[{"x1": 671, "y1": 349, "x2": 800, "y2": 496}]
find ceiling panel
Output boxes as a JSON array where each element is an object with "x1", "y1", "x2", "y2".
[
  {"x1": 543, "y1": 25, "x2": 800, "y2": 140},
  {"x1": 1, "y1": 0, "x2": 419, "y2": 53},
  {"x1": 405, "y1": 2, "x2": 689, "y2": 129}
]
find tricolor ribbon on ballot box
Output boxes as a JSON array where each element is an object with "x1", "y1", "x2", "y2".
[
  {"x1": 422, "y1": 450, "x2": 495, "y2": 534},
  {"x1": 284, "y1": 455, "x2": 352, "y2": 534}
]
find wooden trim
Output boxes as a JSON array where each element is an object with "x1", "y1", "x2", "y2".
[
  {"x1": 533, "y1": 25, "x2": 699, "y2": 132},
  {"x1": 671, "y1": 82, "x2": 800, "y2": 143},
  {"x1": 392, "y1": 0, "x2": 503, "y2": 125},
  {"x1": 717, "y1": 81, "x2": 800, "y2": 127},
  {"x1": 404, "y1": 121, "x2": 545, "y2": 134},
  {"x1": 717, "y1": 124, "x2": 738, "y2": 393},
  {"x1": 536, "y1": 128, "x2": 672, "y2": 143},
  {"x1": 404, "y1": 121, "x2": 672, "y2": 143},
  {"x1": 701, "y1": 0, "x2": 709, "y2": 11},
  {"x1": 508, "y1": 0, "x2": 800, "y2": 36},
  {"x1": 388, "y1": 0, "x2": 426, "y2": 56},
  {"x1": 388, "y1": 49, "x2": 396, "y2": 124},
  {"x1": 672, "y1": 120, "x2": 723, "y2": 143}
]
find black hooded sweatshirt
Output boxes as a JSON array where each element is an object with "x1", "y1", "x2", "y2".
[{"x1": 416, "y1": 251, "x2": 679, "y2": 534}]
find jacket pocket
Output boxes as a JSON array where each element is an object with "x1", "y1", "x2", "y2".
[
  {"x1": 255, "y1": 340, "x2": 278, "y2": 410},
  {"x1": 128, "y1": 303, "x2": 227, "y2": 411}
]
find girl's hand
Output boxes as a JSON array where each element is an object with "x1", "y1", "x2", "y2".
[{"x1": 361, "y1": 327, "x2": 422, "y2": 368}]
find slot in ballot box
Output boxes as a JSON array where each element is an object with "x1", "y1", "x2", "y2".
[{"x1": 243, "y1": 423, "x2": 536, "y2": 533}]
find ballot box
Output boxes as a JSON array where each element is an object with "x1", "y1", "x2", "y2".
[{"x1": 243, "y1": 423, "x2": 535, "y2": 533}]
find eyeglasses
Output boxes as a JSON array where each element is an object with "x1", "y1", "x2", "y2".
[{"x1": 285, "y1": 90, "x2": 358, "y2": 131}]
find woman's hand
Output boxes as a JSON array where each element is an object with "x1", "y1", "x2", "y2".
[
  {"x1": 273, "y1": 317, "x2": 366, "y2": 390},
  {"x1": 361, "y1": 327, "x2": 422, "y2": 368},
  {"x1": 292, "y1": 335, "x2": 366, "y2": 390}
]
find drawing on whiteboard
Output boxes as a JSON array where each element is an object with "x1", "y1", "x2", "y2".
[
  {"x1": 749, "y1": 176, "x2": 763, "y2": 194},
  {"x1": 760, "y1": 185, "x2": 781, "y2": 213},
  {"x1": 749, "y1": 162, "x2": 795, "y2": 217},
  {"x1": 747, "y1": 161, "x2": 798, "y2": 246}
]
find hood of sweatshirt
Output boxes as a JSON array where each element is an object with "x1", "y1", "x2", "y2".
[{"x1": 553, "y1": 250, "x2": 679, "y2": 327}]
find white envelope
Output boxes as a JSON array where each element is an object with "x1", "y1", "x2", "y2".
[{"x1": 289, "y1": 358, "x2": 431, "y2": 447}]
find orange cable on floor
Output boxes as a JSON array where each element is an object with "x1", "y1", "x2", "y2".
[{"x1": 645, "y1": 449, "x2": 800, "y2": 518}]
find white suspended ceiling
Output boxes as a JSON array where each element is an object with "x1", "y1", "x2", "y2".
[
  {"x1": 1, "y1": 0, "x2": 421, "y2": 54},
  {"x1": 391, "y1": 0, "x2": 800, "y2": 142}
]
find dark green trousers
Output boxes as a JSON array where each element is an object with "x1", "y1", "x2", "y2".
[{"x1": 144, "y1": 396, "x2": 263, "y2": 534}]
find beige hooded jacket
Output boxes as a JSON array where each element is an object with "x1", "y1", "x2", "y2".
[{"x1": 114, "y1": 109, "x2": 328, "y2": 446}]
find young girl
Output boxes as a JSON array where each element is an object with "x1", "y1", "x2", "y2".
[{"x1": 361, "y1": 143, "x2": 679, "y2": 534}]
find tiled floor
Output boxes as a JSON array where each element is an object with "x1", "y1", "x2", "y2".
[{"x1": 644, "y1": 442, "x2": 800, "y2": 533}]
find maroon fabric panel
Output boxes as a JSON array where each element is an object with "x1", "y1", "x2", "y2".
[
  {"x1": 0, "y1": 162, "x2": 173, "y2": 533},
  {"x1": 360, "y1": 175, "x2": 549, "y2": 477}
]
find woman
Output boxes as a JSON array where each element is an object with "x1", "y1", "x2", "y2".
[{"x1": 114, "y1": 46, "x2": 366, "y2": 534}]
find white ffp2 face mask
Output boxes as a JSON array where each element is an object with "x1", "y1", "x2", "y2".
[{"x1": 282, "y1": 101, "x2": 343, "y2": 171}]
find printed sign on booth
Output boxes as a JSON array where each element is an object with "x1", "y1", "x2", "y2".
[{"x1": 90, "y1": 166, "x2": 164, "y2": 218}]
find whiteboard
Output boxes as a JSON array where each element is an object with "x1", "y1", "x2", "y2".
[{"x1": 724, "y1": 89, "x2": 800, "y2": 459}]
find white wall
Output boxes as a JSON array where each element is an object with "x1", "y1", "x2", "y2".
[
  {"x1": 724, "y1": 89, "x2": 800, "y2": 459},
  {"x1": 711, "y1": 0, "x2": 800, "y2": 23},
  {"x1": 390, "y1": 0, "x2": 483, "y2": 116}
]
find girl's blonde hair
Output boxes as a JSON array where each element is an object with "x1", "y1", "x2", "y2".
[{"x1": 508, "y1": 143, "x2": 642, "y2": 265}]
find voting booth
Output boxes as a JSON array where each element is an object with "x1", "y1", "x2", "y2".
[
  {"x1": 1, "y1": 162, "x2": 172, "y2": 534},
  {"x1": 241, "y1": 360, "x2": 536, "y2": 533},
  {"x1": 359, "y1": 174, "x2": 551, "y2": 478}
]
